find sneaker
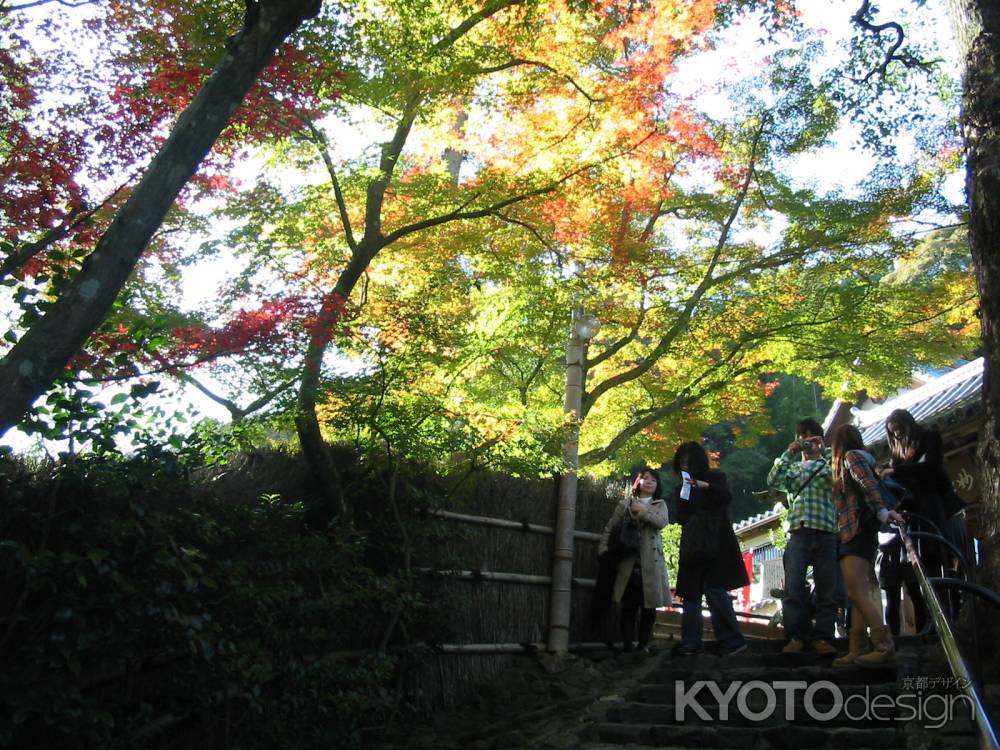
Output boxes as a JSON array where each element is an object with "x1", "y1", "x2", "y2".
[
  {"x1": 782, "y1": 638, "x2": 805, "y2": 655},
  {"x1": 724, "y1": 642, "x2": 749, "y2": 656},
  {"x1": 811, "y1": 640, "x2": 837, "y2": 656},
  {"x1": 671, "y1": 643, "x2": 703, "y2": 658}
]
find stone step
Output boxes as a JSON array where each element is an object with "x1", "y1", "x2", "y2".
[
  {"x1": 649, "y1": 634, "x2": 931, "y2": 653},
  {"x1": 645, "y1": 660, "x2": 897, "y2": 684},
  {"x1": 593, "y1": 721, "x2": 903, "y2": 749},
  {"x1": 632, "y1": 681, "x2": 899, "y2": 705},
  {"x1": 608, "y1": 699, "x2": 908, "y2": 728}
]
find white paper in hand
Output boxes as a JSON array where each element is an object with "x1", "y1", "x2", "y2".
[{"x1": 679, "y1": 471, "x2": 691, "y2": 500}]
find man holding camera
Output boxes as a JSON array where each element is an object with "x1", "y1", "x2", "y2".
[{"x1": 767, "y1": 418, "x2": 838, "y2": 656}]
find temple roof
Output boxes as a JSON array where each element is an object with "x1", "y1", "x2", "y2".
[{"x1": 852, "y1": 358, "x2": 983, "y2": 447}]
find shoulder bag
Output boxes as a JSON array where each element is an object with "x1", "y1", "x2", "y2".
[{"x1": 679, "y1": 511, "x2": 718, "y2": 563}]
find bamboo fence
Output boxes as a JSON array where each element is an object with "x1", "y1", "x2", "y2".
[{"x1": 407, "y1": 471, "x2": 622, "y2": 708}]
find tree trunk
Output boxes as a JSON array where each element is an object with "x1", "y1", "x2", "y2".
[
  {"x1": 293, "y1": 238, "x2": 381, "y2": 513},
  {"x1": 947, "y1": 0, "x2": 1000, "y2": 655},
  {"x1": 0, "y1": 0, "x2": 321, "y2": 436}
]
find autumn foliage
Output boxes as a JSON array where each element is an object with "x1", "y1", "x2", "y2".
[{"x1": 0, "y1": 0, "x2": 978, "y2": 474}]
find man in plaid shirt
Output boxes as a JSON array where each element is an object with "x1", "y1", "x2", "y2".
[{"x1": 767, "y1": 418, "x2": 838, "y2": 656}]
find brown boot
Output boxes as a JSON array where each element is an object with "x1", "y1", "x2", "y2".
[
  {"x1": 832, "y1": 625, "x2": 871, "y2": 667},
  {"x1": 855, "y1": 625, "x2": 895, "y2": 669},
  {"x1": 781, "y1": 638, "x2": 805, "y2": 655}
]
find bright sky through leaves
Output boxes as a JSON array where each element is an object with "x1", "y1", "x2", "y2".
[{"x1": 0, "y1": 0, "x2": 974, "y2": 467}]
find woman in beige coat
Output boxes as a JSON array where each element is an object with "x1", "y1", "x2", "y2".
[{"x1": 597, "y1": 468, "x2": 672, "y2": 651}]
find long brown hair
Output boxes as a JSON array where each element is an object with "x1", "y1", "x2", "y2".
[{"x1": 831, "y1": 423, "x2": 866, "y2": 490}]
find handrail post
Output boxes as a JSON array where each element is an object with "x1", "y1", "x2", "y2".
[{"x1": 899, "y1": 526, "x2": 1000, "y2": 750}]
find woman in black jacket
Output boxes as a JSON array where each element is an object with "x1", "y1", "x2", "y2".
[
  {"x1": 882, "y1": 408, "x2": 966, "y2": 625},
  {"x1": 672, "y1": 442, "x2": 749, "y2": 656}
]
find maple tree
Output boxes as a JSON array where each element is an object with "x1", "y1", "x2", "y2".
[
  {"x1": 292, "y1": 29, "x2": 976, "y2": 478},
  {"x1": 0, "y1": 0, "x2": 323, "y2": 435},
  {"x1": 0, "y1": 0, "x2": 980, "y2": 505},
  {"x1": 1, "y1": 0, "x2": 741, "y2": 455},
  {"x1": 174, "y1": 0, "x2": 785, "y2": 496}
]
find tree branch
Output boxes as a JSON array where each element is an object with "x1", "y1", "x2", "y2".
[
  {"x1": 494, "y1": 212, "x2": 552, "y2": 250},
  {"x1": 637, "y1": 162, "x2": 683, "y2": 242},
  {"x1": 470, "y1": 57, "x2": 604, "y2": 102},
  {"x1": 364, "y1": 99, "x2": 421, "y2": 242},
  {"x1": 0, "y1": 0, "x2": 96, "y2": 13},
  {"x1": 585, "y1": 297, "x2": 649, "y2": 370},
  {"x1": 178, "y1": 371, "x2": 296, "y2": 422},
  {"x1": 0, "y1": 180, "x2": 132, "y2": 281},
  {"x1": 579, "y1": 364, "x2": 756, "y2": 466},
  {"x1": 433, "y1": 0, "x2": 525, "y2": 52},
  {"x1": 300, "y1": 116, "x2": 358, "y2": 253},
  {"x1": 581, "y1": 119, "x2": 768, "y2": 417},
  {"x1": 381, "y1": 131, "x2": 657, "y2": 246},
  {"x1": 850, "y1": 0, "x2": 942, "y2": 85}
]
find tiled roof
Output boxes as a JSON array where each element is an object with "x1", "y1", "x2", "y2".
[
  {"x1": 853, "y1": 358, "x2": 983, "y2": 447},
  {"x1": 733, "y1": 510, "x2": 782, "y2": 534}
]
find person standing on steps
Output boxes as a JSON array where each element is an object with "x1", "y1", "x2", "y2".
[
  {"x1": 597, "y1": 468, "x2": 672, "y2": 652},
  {"x1": 883, "y1": 408, "x2": 967, "y2": 626},
  {"x1": 671, "y1": 442, "x2": 749, "y2": 657},
  {"x1": 829, "y1": 424, "x2": 905, "y2": 668},
  {"x1": 766, "y1": 418, "x2": 838, "y2": 657}
]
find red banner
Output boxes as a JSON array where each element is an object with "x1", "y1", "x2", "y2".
[{"x1": 736, "y1": 551, "x2": 753, "y2": 612}]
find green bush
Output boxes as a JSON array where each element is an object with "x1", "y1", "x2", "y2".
[{"x1": 0, "y1": 449, "x2": 453, "y2": 749}]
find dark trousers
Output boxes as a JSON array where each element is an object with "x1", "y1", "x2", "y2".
[
  {"x1": 620, "y1": 564, "x2": 655, "y2": 651},
  {"x1": 885, "y1": 581, "x2": 927, "y2": 635}
]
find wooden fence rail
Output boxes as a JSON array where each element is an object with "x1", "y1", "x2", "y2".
[
  {"x1": 415, "y1": 566, "x2": 596, "y2": 588},
  {"x1": 426, "y1": 508, "x2": 603, "y2": 542}
]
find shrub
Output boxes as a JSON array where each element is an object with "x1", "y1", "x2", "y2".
[{"x1": 0, "y1": 449, "x2": 453, "y2": 749}]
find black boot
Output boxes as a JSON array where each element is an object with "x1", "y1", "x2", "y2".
[
  {"x1": 620, "y1": 607, "x2": 637, "y2": 652},
  {"x1": 637, "y1": 608, "x2": 656, "y2": 651}
]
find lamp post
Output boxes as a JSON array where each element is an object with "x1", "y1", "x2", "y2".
[{"x1": 547, "y1": 303, "x2": 599, "y2": 653}]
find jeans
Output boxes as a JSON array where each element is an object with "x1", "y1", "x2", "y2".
[
  {"x1": 782, "y1": 529, "x2": 837, "y2": 643},
  {"x1": 681, "y1": 586, "x2": 746, "y2": 652}
]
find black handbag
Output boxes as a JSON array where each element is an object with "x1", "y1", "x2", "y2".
[
  {"x1": 618, "y1": 516, "x2": 641, "y2": 550},
  {"x1": 679, "y1": 512, "x2": 717, "y2": 563}
]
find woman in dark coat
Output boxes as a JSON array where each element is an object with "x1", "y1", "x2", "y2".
[
  {"x1": 672, "y1": 442, "x2": 749, "y2": 656},
  {"x1": 882, "y1": 408, "x2": 967, "y2": 625}
]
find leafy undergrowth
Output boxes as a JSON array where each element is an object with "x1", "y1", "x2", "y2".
[{"x1": 0, "y1": 448, "x2": 455, "y2": 749}]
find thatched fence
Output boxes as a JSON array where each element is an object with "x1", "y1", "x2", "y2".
[{"x1": 409, "y1": 471, "x2": 621, "y2": 707}]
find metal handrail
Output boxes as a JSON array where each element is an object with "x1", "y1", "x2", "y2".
[
  {"x1": 897, "y1": 521, "x2": 1000, "y2": 750},
  {"x1": 907, "y1": 531, "x2": 969, "y2": 573},
  {"x1": 901, "y1": 511, "x2": 944, "y2": 538},
  {"x1": 927, "y1": 578, "x2": 1000, "y2": 610}
]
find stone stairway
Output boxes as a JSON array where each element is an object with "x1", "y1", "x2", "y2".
[
  {"x1": 379, "y1": 635, "x2": 996, "y2": 750},
  {"x1": 584, "y1": 637, "x2": 986, "y2": 750}
]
